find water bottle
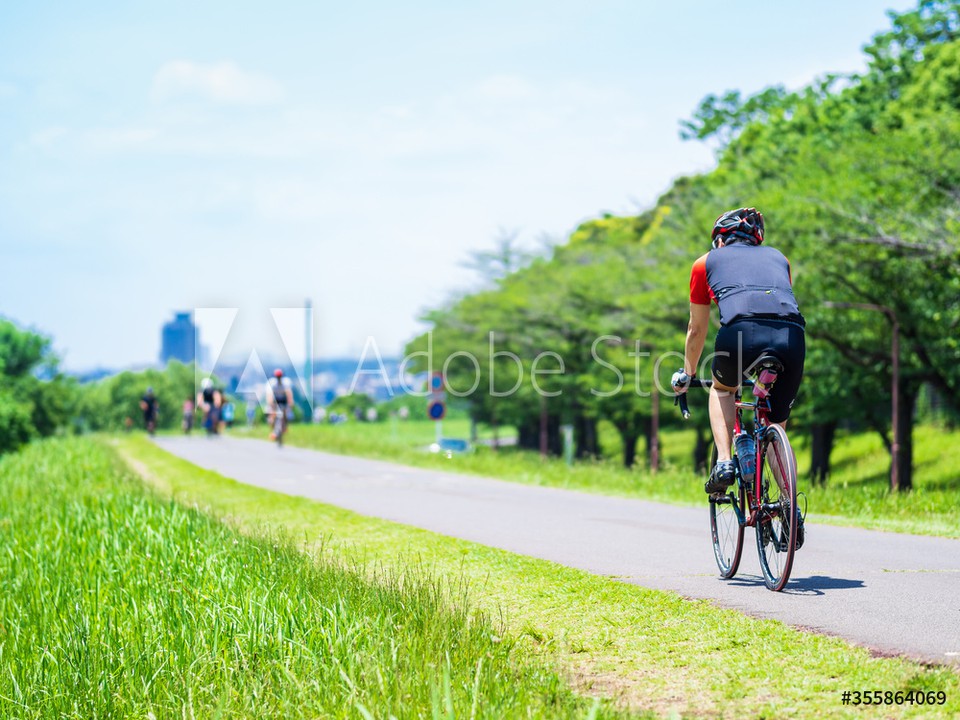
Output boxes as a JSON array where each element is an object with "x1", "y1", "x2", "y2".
[{"x1": 735, "y1": 433, "x2": 756, "y2": 485}]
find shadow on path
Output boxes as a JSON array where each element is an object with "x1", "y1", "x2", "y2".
[{"x1": 725, "y1": 574, "x2": 865, "y2": 596}]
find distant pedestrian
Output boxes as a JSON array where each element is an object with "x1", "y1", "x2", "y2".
[{"x1": 222, "y1": 400, "x2": 235, "y2": 428}]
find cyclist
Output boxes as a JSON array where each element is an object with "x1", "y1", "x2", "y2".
[
  {"x1": 672, "y1": 207, "x2": 806, "y2": 495},
  {"x1": 266, "y1": 368, "x2": 294, "y2": 441},
  {"x1": 197, "y1": 377, "x2": 219, "y2": 435},
  {"x1": 140, "y1": 387, "x2": 159, "y2": 435}
]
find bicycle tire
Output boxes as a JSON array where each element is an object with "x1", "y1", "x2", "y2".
[
  {"x1": 709, "y1": 443, "x2": 745, "y2": 578},
  {"x1": 755, "y1": 424, "x2": 798, "y2": 591},
  {"x1": 274, "y1": 413, "x2": 284, "y2": 447}
]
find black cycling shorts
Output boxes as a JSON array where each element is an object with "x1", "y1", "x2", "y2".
[{"x1": 710, "y1": 318, "x2": 805, "y2": 423}]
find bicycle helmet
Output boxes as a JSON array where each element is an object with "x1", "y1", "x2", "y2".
[
  {"x1": 711, "y1": 207, "x2": 764, "y2": 248},
  {"x1": 274, "y1": 368, "x2": 284, "y2": 378}
]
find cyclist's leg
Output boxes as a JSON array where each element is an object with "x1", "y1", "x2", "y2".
[{"x1": 708, "y1": 383, "x2": 738, "y2": 461}]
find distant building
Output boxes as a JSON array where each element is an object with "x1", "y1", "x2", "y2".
[{"x1": 160, "y1": 312, "x2": 197, "y2": 365}]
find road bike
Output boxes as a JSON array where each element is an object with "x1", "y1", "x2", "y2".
[
  {"x1": 675, "y1": 356, "x2": 805, "y2": 591},
  {"x1": 269, "y1": 406, "x2": 288, "y2": 447}
]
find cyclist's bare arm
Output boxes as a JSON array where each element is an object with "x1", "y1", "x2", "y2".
[{"x1": 683, "y1": 302, "x2": 710, "y2": 376}]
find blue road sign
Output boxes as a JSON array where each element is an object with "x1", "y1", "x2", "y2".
[{"x1": 428, "y1": 399, "x2": 446, "y2": 420}]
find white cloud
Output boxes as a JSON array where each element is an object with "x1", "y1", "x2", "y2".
[
  {"x1": 473, "y1": 74, "x2": 533, "y2": 101},
  {"x1": 28, "y1": 126, "x2": 68, "y2": 150},
  {"x1": 151, "y1": 60, "x2": 282, "y2": 105},
  {"x1": 85, "y1": 127, "x2": 159, "y2": 151}
]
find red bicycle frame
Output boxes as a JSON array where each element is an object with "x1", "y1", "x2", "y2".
[
  {"x1": 677, "y1": 374, "x2": 788, "y2": 530},
  {"x1": 732, "y1": 381, "x2": 773, "y2": 529}
]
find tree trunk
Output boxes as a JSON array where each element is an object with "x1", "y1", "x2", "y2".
[
  {"x1": 894, "y1": 380, "x2": 917, "y2": 492},
  {"x1": 548, "y1": 415, "x2": 563, "y2": 456},
  {"x1": 539, "y1": 396, "x2": 548, "y2": 459},
  {"x1": 644, "y1": 424, "x2": 660, "y2": 470},
  {"x1": 693, "y1": 426, "x2": 709, "y2": 474},
  {"x1": 808, "y1": 421, "x2": 837, "y2": 486},
  {"x1": 518, "y1": 421, "x2": 539, "y2": 450},
  {"x1": 622, "y1": 430, "x2": 640, "y2": 468},
  {"x1": 575, "y1": 416, "x2": 600, "y2": 459},
  {"x1": 650, "y1": 390, "x2": 660, "y2": 473}
]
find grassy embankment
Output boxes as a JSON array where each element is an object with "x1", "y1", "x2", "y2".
[
  {"x1": 246, "y1": 417, "x2": 960, "y2": 538},
  {"x1": 111, "y1": 434, "x2": 959, "y2": 719},
  {"x1": 0, "y1": 437, "x2": 634, "y2": 719}
]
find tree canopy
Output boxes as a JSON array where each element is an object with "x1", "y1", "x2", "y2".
[{"x1": 408, "y1": 0, "x2": 960, "y2": 488}]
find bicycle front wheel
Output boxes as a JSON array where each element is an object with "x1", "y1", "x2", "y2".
[{"x1": 755, "y1": 424, "x2": 798, "y2": 591}]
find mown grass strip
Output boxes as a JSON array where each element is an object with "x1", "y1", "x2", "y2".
[
  {"x1": 253, "y1": 420, "x2": 960, "y2": 538},
  {"x1": 0, "y1": 437, "x2": 634, "y2": 719},
  {"x1": 118, "y1": 435, "x2": 960, "y2": 719}
]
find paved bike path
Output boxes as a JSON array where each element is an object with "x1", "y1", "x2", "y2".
[{"x1": 154, "y1": 436, "x2": 960, "y2": 666}]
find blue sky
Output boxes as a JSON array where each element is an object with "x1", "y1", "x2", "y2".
[{"x1": 0, "y1": 0, "x2": 916, "y2": 370}]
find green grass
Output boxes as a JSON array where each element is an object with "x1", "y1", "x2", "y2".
[
  {"x1": 790, "y1": 426, "x2": 960, "y2": 534},
  {"x1": 115, "y1": 435, "x2": 960, "y2": 719},
  {"x1": 242, "y1": 418, "x2": 960, "y2": 537},
  {"x1": 0, "y1": 437, "x2": 634, "y2": 719}
]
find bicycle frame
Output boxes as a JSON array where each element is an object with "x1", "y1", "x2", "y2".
[
  {"x1": 729, "y1": 382, "x2": 782, "y2": 534},
  {"x1": 675, "y1": 377, "x2": 790, "y2": 528}
]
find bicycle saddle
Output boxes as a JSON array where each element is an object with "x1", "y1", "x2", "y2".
[{"x1": 753, "y1": 354, "x2": 784, "y2": 373}]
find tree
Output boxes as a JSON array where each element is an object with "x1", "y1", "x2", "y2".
[{"x1": 0, "y1": 319, "x2": 72, "y2": 454}]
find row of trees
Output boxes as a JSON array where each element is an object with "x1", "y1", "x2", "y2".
[
  {"x1": 0, "y1": 318, "x2": 222, "y2": 455},
  {"x1": 407, "y1": 0, "x2": 960, "y2": 490}
]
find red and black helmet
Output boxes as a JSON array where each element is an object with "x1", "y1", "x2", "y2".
[{"x1": 711, "y1": 207, "x2": 764, "y2": 248}]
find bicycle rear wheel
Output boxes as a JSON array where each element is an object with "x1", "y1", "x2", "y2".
[{"x1": 755, "y1": 424, "x2": 798, "y2": 591}]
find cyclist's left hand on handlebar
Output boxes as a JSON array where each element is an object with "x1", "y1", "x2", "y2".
[{"x1": 671, "y1": 369, "x2": 694, "y2": 393}]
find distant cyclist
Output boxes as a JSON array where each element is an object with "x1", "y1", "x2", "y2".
[
  {"x1": 197, "y1": 377, "x2": 219, "y2": 435},
  {"x1": 266, "y1": 368, "x2": 294, "y2": 441},
  {"x1": 672, "y1": 207, "x2": 806, "y2": 495},
  {"x1": 140, "y1": 387, "x2": 159, "y2": 436}
]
